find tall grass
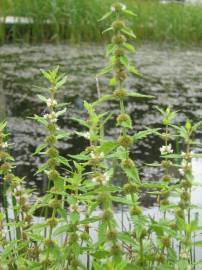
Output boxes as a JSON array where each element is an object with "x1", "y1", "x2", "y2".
[{"x1": 0, "y1": 0, "x2": 202, "y2": 45}]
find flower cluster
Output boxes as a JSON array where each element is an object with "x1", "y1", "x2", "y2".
[
  {"x1": 46, "y1": 98, "x2": 57, "y2": 108},
  {"x1": 160, "y1": 144, "x2": 173, "y2": 155}
]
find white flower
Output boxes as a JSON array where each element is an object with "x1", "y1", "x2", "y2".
[
  {"x1": 92, "y1": 178, "x2": 97, "y2": 184},
  {"x1": 92, "y1": 172, "x2": 109, "y2": 185},
  {"x1": 111, "y1": 6, "x2": 116, "y2": 12},
  {"x1": 102, "y1": 172, "x2": 110, "y2": 184},
  {"x1": 179, "y1": 168, "x2": 184, "y2": 176},
  {"x1": 90, "y1": 152, "x2": 104, "y2": 160},
  {"x1": 100, "y1": 152, "x2": 105, "y2": 159},
  {"x1": 2, "y1": 142, "x2": 8, "y2": 149},
  {"x1": 122, "y1": 4, "x2": 126, "y2": 10},
  {"x1": 46, "y1": 98, "x2": 57, "y2": 108},
  {"x1": 83, "y1": 132, "x2": 90, "y2": 139},
  {"x1": 69, "y1": 204, "x2": 78, "y2": 213},
  {"x1": 44, "y1": 112, "x2": 57, "y2": 123},
  {"x1": 160, "y1": 144, "x2": 173, "y2": 155}
]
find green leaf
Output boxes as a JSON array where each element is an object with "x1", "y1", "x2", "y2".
[
  {"x1": 92, "y1": 95, "x2": 113, "y2": 106},
  {"x1": 35, "y1": 163, "x2": 49, "y2": 175},
  {"x1": 109, "y1": 77, "x2": 117, "y2": 86},
  {"x1": 97, "y1": 65, "x2": 113, "y2": 77},
  {"x1": 70, "y1": 211, "x2": 80, "y2": 224},
  {"x1": 56, "y1": 131, "x2": 70, "y2": 140},
  {"x1": 0, "y1": 121, "x2": 7, "y2": 131},
  {"x1": 122, "y1": 164, "x2": 140, "y2": 184},
  {"x1": 98, "y1": 11, "x2": 112, "y2": 22},
  {"x1": 37, "y1": 94, "x2": 47, "y2": 103},
  {"x1": 33, "y1": 143, "x2": 47, "y2": 155},
  {"x1": 56, "y1": 156, "x2": 70, "y2": 168},
  {"x1": 106, "y1": 44, "x2": 117, "y2": 56},
  {"x1": 133, "y1": 128, "x2": 160, "y2": 142},
  {"x1": 128, "y1": 66, "x2": 140, "y2": 76},
  {"x1": 124, "y1": 43, "x2": 136, "y2": 53},
  {"x1": 127, "y1": 91, "x2": 154, "y2": 99},
  {"x1": 56, "y1": 75, "x2": 67, "y2": 89},
  {"x1": 116, "y1": 146, "x2": 128, "y2": 160},
  {"x1": 98, "y1": 141, "x2": 117, "y2": 154},
  {"x1": 111, "y1": 196, "x2": 133, "y2": 205},
  {"x1": 56, "y1": 108, "x2": 66, "y2": 117},
  {"x1": 102, "y1": 27, "x2": 113, "y2": 34},
  {"x1": 32, "y1": 114, "x2": 48, "y2": 125},
  {"x1": 80, "y1": 216, "x2": 101, "y2": 225},
  {"x1": 98, "y1": 222, "x2": 107, "y2": 243},
  {"x1": 123, "y1": 9, "x2": 137, "y2": 17},
  {"x1": 120, "y1": 56, "x2": 129, "y2": 67},
  {"x1": 121, "y1": 28, "x2": 136, "y2": 39}
]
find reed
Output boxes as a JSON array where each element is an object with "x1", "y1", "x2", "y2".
[{"x1": 0, "y1": 0, "x2": 202, "y2": 44}]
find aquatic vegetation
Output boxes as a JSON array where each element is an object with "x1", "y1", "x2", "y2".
[
  {"x1": 0, "y1": 0, "x2": 202, "y2": 44},
  {"x1": 0, "y1": 2, "x2": 202, "y2": 270}
]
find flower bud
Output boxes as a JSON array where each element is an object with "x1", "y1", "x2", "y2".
[
  {"x1": 180, "y1": 191, "x2": 190, "y2": 202},
  {"x1": 161, "y1": 236, "x2": 170, "y2": 248},
  {"x1": 47, "y1": 158, "x2": 58, "y2": 168},
  {"x1": 162, "y1": 174, "x2": 172, "y2": 183},
  {"x1": 116, "y1": 70, "x2": 127, "y2": 81},
  {"x1": 0, "y1": 162, "x2": 12, "y2": 173},
  {"x1": 48, "y1": 170, "x2": 60, "y2": 181},
  {"x1": 47, "y1": 147, "x2": 58, "y2": 158},
  {"x1": 114, "y1": 48, "x2": 125, "y2": 57},
  {"x1": 49, "y1": 199, "x2": 61, "y2": 209},
  {"x1": 117, "y1": 113, "x2": 131, "y2": 126},
  {"x1": 107, "y1": 229, "x2": 118, "y2": 241},
  {"x1": 121, "y1": 158, "x2": 134, "y2": 169},
  {"x1": 113, "y1": 88, "x2": 128, "y2": 99},
  {"x1": 46, "y1": 135, "x2": 57, "y2": 145},
  {"x1": 97, "y1": 192, "x2": 111, "y2": 205},
  {"x1": 47, "y1": 217, "x2": 58, "y2": 228},
  {"x1": 69, "y1": 233, "x2": 78, "y2": 244},
  {"x1": 102, "y1": 209, "x2": 113, "y2": 221},
  {"x1": 118, "y1": 135, "x2": 133, "y2": 148},
  {"x1": 111, "y1": 3, "x2": 126, "y2": 12},
  {"x1": 180, "y1": 179, "x2": 192, "y2": 189},
  {"x1": 110, "y1": 243, "x2": 122, "y2": 256},
  {"x1": 123, "y1": 183, "x2": 138, "y2": 194},
  {"x1": 130, "y1": 205, "x2": 142, "y2": 216},
  {"x1": 81, "y1": 232, "x2": 89, "y2": 241},
  {"x1": 112, "y1": 34, "x2": 126, "y2": 45}
]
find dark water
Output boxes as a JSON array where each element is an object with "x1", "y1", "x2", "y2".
[{"x1": 0, "y1": 43, "x2": 202, "y2": 199}]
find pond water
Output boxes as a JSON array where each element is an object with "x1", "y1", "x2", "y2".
[{"x1": 0, "y1": 43, "x2": 202, "y2": 261}]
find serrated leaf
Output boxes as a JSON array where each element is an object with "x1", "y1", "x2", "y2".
[
  {"x1": 133, "y1": 128, "x2": 160, "y2": 142},
  {"x1": 56, "y1": 75, "x2": 67, "y2": 89},
  {"x1": 33, "y1": 143, "x2": 47, "y2": 155}
]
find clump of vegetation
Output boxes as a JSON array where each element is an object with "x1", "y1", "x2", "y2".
[
  {"x1": 0, "y1": 2, "x2": 202, "y2": 270},
  {"x1": 0, "y1": 0, "x2": 202, "y2": 45}
]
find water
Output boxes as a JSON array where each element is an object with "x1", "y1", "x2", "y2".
[{"x1": 0, "y1": 44, "x2": 202, "y2": 260}]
